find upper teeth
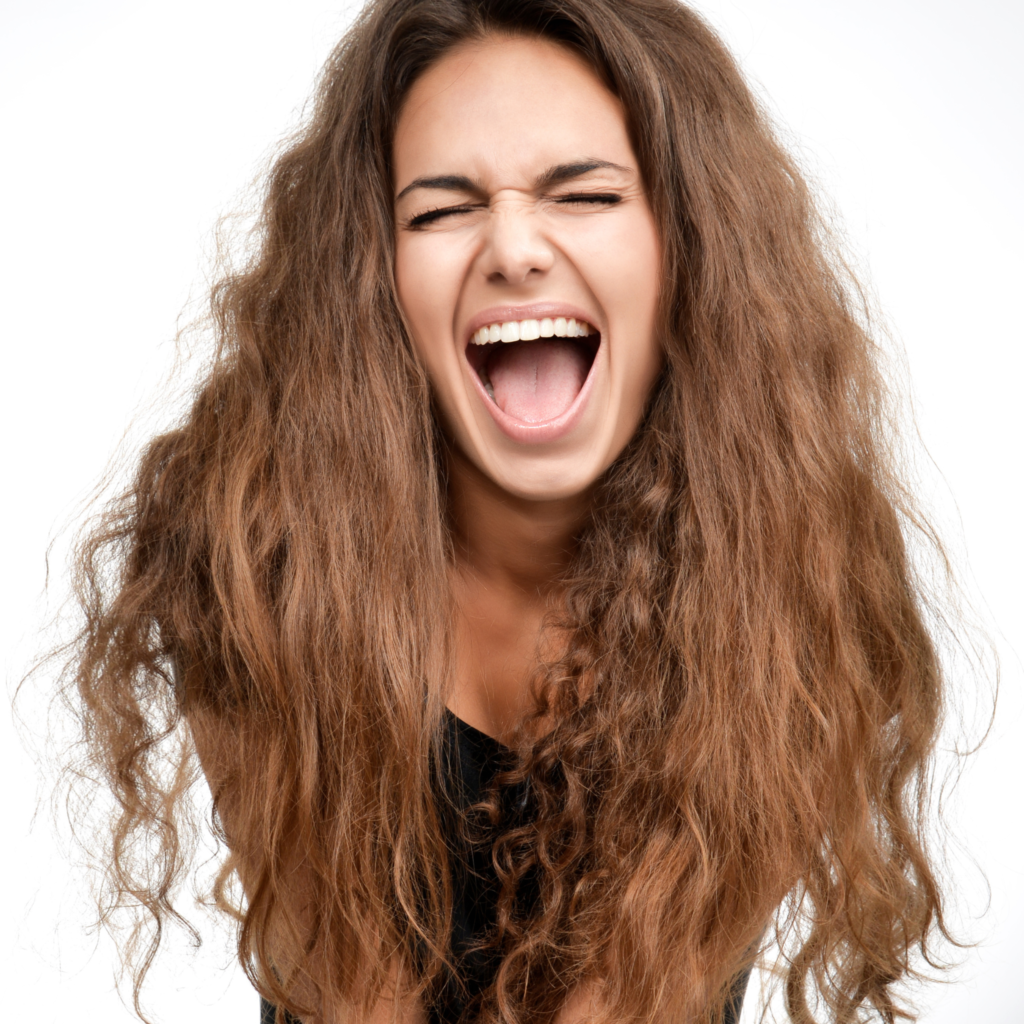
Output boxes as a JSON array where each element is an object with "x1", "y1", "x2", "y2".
[{"x1": 470, "y1": 317, "x2": 595, "y2": 344}]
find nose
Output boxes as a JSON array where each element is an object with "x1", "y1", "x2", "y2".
[{"x1": 477, "y1": 198, "x2": 555, "y2": 286}]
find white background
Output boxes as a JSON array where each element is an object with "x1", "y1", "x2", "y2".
[{"x1": 2, "y1": 0, "x2": 1021, "y2": 1020}]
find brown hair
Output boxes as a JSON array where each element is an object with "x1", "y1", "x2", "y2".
[{"x1": 65, "y1": 0, "x2": 953, "y2": 1021}]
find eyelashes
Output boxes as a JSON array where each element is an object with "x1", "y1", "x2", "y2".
[
  {"x1": 557, "y1": 192, "x2": 622, "y2": 208},
  {"x1": 564, "y1": 192, "x2": 621, "y2": 201},
  {"x1": 408, "y1": 204, "x2": 478, "y2": 227},
  {"x1": 406, "y1": 192, "x2": 622, "y2": 228}
]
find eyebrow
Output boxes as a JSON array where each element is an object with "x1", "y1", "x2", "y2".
[{"x1": 394, "y1": 159, "x2": 631, "y2": 202}]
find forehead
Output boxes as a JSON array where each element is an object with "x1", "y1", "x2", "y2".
[{"x1": 392, "y1": 34, "x2": 634, "y2": 190}]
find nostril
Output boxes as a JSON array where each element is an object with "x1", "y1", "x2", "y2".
[{"x1": 479, "y1": 223, "x2": 556, "y2": 284}]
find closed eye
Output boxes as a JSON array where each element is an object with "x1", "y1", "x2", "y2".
[
  {"x1": 406, "y1": 192, "x2": 621, "y2": 227},
  {"x1": 553, "y1": 192, "x2": 622, "y2": 206},
  {"x1": 407, "y1": 204, "x2": 480, "y2": 227}
]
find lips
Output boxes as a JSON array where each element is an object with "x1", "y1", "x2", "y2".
[{"x1": 463, "y1": 306, "x2": 601, "y2": 443}]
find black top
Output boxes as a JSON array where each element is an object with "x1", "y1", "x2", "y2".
[
  {"x1": 428, "y1": 708, "x2": 532, "y2": 1024},
  {"x1": 259, "y1": 708, "x2": 749, "y2": 1023}
]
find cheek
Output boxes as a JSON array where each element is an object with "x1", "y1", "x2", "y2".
[
  {"x1": 593, "y1": 212, "x2": 663, "y2": 437},
  {"x1": 622, "y1": 215, "x2": 663, "y2": 369},
  {"x1": 394, "y1": 236, "x2": 481, "y2": 449},
  {"x1": 613, "y1": 210, "x2": 661, "y2": 322},
  {"x1": 394, "y1": 237, "x2": 458, "y2": 379},
  {"x1": 577, "y1": 208, "x2": 662, "y2": 368},
  {"x1": 394, "y1": 239, "x2": 432, "y2": 345},
  {"x1": 576, "y1": 206, "x2": 659, "y2": 308}
]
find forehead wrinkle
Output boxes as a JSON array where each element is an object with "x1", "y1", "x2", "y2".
[
  {"x1": 394, "y1": 38, "x2": 634, "y2": 206},
  {"x1": 408, "y1": 60, "x2": 476, "y2": 122},
  {"x1": 393, "y1": 47, "x2": 490, "y2": 190}
]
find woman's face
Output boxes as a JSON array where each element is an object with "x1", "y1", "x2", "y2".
[{"x1": 393, "y1": 34, "x2": 662, "y2": 502}]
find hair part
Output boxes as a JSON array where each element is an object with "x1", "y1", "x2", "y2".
[{"x1": 64, "y1": 1, "x2": 953, "y2": 1022}]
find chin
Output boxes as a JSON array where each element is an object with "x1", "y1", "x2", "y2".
[{"x1": 476, "y1": 448, "x2": 606, "y2": 503}]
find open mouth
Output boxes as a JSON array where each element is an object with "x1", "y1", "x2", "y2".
[{"x1": 465, "y1": 316, "x2": 600, "y2": 425}]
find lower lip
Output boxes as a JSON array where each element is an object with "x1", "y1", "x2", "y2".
[{"x1": 467, "y1": 342, "x2": 600, "y2": 445}]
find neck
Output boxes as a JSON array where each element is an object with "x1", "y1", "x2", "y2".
[{"x1": 446, "y1": 448, "x2": 592, "y2": 592}]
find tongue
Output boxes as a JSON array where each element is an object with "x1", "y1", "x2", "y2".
[{"x1": 488, "y1": 339, "x2": 590, "y2": 423}]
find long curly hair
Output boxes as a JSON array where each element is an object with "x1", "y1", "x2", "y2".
[{"x1": 64, "y1": 0, "x2": 953, "y2": 1021}]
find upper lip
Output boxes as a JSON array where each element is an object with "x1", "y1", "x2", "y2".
[{"x1": 463, "y1": 302, "x2": 601, "y2": 344}]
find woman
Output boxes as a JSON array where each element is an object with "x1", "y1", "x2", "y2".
[{"x1": 67, "y1": 0, "x2": 951, "y2": 1021}]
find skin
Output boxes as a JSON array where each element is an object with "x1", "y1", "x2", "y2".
[{"x1": 393, "y1": 35, "x2": 663, "y2": 755}]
